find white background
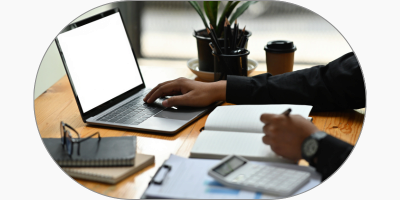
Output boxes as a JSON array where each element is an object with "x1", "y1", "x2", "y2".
[{"x1": 1, "y1": 0, "x2": 398, "y2": 199}]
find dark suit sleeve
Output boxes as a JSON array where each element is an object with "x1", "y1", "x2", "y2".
[
  {"x1": 226, "y1": 52, "x2": 365, "y2": 111},
  {"x1": 312, "y1": 135, "x2": 354, "y2": 181},
  {"x1": 225, "y1": 52, "x2": 361, "y2": 180}
]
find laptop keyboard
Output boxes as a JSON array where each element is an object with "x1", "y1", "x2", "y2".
[{"x1": 97, "y1": 90, "x2": 163, "y2": 125}]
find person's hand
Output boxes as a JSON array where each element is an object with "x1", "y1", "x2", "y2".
[
  {"x1": 143, "y1": 77, "x2": 226, "y2": 107},
  {"x1": 260, "y1": 113, "x2": 319, "y2": 162}
]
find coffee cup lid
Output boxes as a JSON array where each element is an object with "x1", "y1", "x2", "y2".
[{"x1": 264, "y1": 40, "x2": 296, "y2": 53}]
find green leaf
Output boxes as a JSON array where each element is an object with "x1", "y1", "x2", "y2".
[
  {"x1": 216, "y1": 1, "x2": 240, "y2": 37},
  {"x1": 203, "y1": 1, "x2": 220, "y2": 31},
  {"x1": 229, "y1": 1, "x2": 258, "y2": 24},
  {"x1": 188, "y1": 1, "x2": 209, "y2": 30}
]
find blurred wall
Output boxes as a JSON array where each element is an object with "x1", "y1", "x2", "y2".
[{"x1": 34, "y1": 3, "x2": 118, "y2": 99}]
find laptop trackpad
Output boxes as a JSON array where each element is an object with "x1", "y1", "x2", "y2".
[{"x1": 154, "y1": 107, "x2": 204, "y2": 121}]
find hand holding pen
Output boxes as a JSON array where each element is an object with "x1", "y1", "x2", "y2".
[
  {"x1": 282, "y1": 108, "x2": 291, "y2": 116},
  {"x1": 260, "y1": 109, "x2": 319, "y2": 161}
]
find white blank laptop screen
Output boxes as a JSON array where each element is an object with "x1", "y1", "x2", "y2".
[{"x1": 57, "y1": 12, "x2": 143, "y2": 113}]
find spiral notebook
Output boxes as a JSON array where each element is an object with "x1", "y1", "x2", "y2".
[
  {"x1": 43, "y1": 136, "x2": 136, "y2": 167},
  {"x1": 63, "y1": 153, "x2": 155, "y2": 184}
]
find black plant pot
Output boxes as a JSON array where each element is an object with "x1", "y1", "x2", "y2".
[{"x1": 193, "y1": 29, "x2": 252, "y2": 72}]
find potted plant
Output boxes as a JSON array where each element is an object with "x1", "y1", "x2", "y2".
[{"x1": 189, "y1": 1, "x2": 257, "y2": 72}]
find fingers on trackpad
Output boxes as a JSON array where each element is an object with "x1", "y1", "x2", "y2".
[
  {"x1": 154, "y1": 108, "x2": 203, "y2": 120},
  {"x1": 153, "y1": 98, "x2": 167, "y2": 108}
]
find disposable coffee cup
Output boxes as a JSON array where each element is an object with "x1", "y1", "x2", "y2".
[{"x1": 264, "y1": 40, "x2": 297, "y2": 75}]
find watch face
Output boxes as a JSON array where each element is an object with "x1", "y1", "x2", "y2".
[
  {"x1": 303, "y1": 139, "x2": 318, "y2": 157},
  {"x1": 313, "y1": 132, "x2": 327, "y2": 140}
]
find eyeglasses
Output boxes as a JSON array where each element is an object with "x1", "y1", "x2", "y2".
[{"x1": 60, "y1": 121, "x2": 101, "y2": 156}]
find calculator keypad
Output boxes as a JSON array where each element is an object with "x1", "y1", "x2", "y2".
[{"x1": 235, "y1": 165, "x2": 310, "y2": 195}]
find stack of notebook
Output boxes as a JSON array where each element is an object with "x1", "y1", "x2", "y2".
[{"x1": 43, "y1": 136, "x2": 154, "y2": 184}]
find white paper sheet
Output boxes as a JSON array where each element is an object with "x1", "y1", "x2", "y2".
[
  {"x1": 205, "y1": 104, "x2": 313, "y2": 133},
  {"x1": 190, "y1": 130, "x2": 292, "y2": 163}
]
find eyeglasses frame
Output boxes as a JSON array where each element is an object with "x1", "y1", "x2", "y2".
[{"x1": 60, "y1": 121, "x2": 101, "y2": 156}]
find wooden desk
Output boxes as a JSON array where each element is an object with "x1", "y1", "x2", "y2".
[{"x1": 35, "y1": 67, "x2": 364, "y2": 199}]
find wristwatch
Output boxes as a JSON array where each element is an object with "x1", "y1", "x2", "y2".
[{"x1": 301, "y1": 131, "x2": 327, "y2": 165}]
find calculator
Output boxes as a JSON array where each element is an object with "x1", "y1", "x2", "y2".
[{"x1": 208, "y1": 155, "x2": 311, "y2": 196}]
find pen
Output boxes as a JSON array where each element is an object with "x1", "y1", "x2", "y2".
[
  {"x1": 207, "y1": 28, "x2": 222, "y2": 54},
  {"x1": 232, "y1": 19, "x2": 238, "y2": 51},
  {"x1": 225, "y1": 18, "x2": 233, "y2": 52},
  {"x1": 237, "y1": 26, "x2": 246, "y2": 48},
  {"x1": 209, "y1": 24, "x2": 219, "y2": 42},
  {"x1": 282, "y1": 108, "x2": 292, "y2": 116},
  {"x1": 209, "y1": 25, "x2": 222, "y2": 53},
  {"x1": 240, "y1": 36, "x2": 248, "y2": 48},
  {"x1": 224, "y1": 20, "x2": 228, "y2": 54}
]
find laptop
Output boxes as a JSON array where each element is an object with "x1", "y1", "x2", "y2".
[{"x1": 55, "y1": 8, "x2": 218, "y2": 134}]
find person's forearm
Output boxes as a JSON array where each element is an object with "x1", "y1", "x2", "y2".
[
  {"x1": 226, "y1": 52, "x2": 365, "y2": 111},
  {"x1": 211, "y1": 80, "x2": 227, "y2": 102}
]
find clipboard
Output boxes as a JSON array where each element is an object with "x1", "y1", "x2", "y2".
[
  {"x1": 141, "y1": 154, "x2": 321, "y2": 199},
  {"x1": 149, "y1": 164, "x2": 171, "y2": 185}
]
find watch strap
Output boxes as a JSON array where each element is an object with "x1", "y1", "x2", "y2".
[{"x1": 302, "y1": 131, "x2": 327, "y2": 165}]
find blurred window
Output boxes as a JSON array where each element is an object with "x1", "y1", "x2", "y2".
[{"x1": 140, "y1": 1, "x2": 351, "y2": 65}]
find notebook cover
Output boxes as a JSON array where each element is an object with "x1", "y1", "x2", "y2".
[
  {"x1": 63, "y1": 153, "x2": 155, "y2": 184},
  {"x1": 43, "y1": 136, "x2": 136, "y2": 167}
]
